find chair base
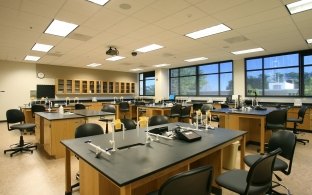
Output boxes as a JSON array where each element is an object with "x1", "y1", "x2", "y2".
[
  {"x1": 4, "y1": 135, "x2": 37, "y2": 157},
  {"x1": 296, "y1": 138, "x2": 309, "y2": 145},
  {"x1": 271, "y1": 180, "x2": 292, "y2": 195}
]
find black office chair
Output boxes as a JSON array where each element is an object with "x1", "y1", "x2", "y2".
[
  {"x1": 75, "y1": 103, "x2": 86, "y2": 110},
  {"x1": 148, "y1": 165, "x2": 213, "y2": 195},
  {"x1": 148, "y1": 115, "x2": 169, "y2": 126},
  {"x1": 261, "y1": 109, "x2": 288, "y2": 153},
  {"x1": 244, "y1": 130, "x2": 296, "y2": 195},
  {"x1": 192, "y1": 104, "x2": 214, "y2": 124},
  {"x1": 136, "y1": 101, "x2": 146, "y2": 117},
  {"x1": 216, "y1": 148, "x2": 281, "y2": 195},
  {"x1": 166, "y1": 104, "x2": 182, "y2": 122},
  {"x1": 72, "y1": 123, "x2": 104, "y2": 190},
  {"x1": 31, "y1": 104, "x2": 45, "y2": 118},
  {"x1": 287, "y1": 106, "x2": 309, "y2": 145},
  {"x1": 120, "y1": 118, "x2": 137, "y2": 130},
  {"x1": 4, "y1": 109, "x2": 37, "y2": 157},
  {"x1": 99, "y1": 104, "x2": 116, "y2": 134},
  {"x1": 119, "y1": 101, "x2": 130, "y2": 119},
  {"x1": 179, "y1": 105, "x2": 192, "y2": 123},
  {"x1": 220, "y1": 104, "x2": 229, "y2": 109},
  {"x1": 192, "y1": 103, "x2": 203, "y2": 113},
  {"x1": 266, "y1": 109, "x2": 288, "y2": 131}
]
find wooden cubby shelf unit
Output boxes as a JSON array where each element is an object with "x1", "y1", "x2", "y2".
[{"x1": 55, "y1": 79, "x2": 135, "y2": 94}]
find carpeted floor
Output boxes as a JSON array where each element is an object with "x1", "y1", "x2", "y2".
[{"x1": 0, "y1": 122, "x2": 311, "y2": 195}]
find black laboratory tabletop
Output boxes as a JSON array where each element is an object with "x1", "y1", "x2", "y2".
[{"x1": 61, "y1": 122, "x2": 246, "y2": 187}]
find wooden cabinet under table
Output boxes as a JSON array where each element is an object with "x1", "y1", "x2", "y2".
[{"x1": 35, "y1": 112, "x2": 85, "y2": 158}]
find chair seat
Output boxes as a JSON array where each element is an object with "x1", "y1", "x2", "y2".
[
  {"x1": 244, "y1": 155, "x2": 288, "y2": 171},
  {"x1": 10, "y1": 123, "x2": 36, "y2": 131},
  {"x1": 287, "y1": 118, "x2": 302, "y2": 123},
  {"x1": 167, "y1": 114, "x2": 180, "y2": 118},
  {"x1": 216, "y1": 169, "x2": 271, "y2": 194}
]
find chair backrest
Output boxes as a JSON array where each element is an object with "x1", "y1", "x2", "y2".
[
  {"x1": 149, "y1": 115, "x2": 169, "y2": 126},
  {"x1": 180, "y1": 106, "x2": 192, "y2": 116},
  {"x1": 266, "y1": 109, "x2": 288, "y2": 130},
  {"x1": 192, "y1": 103, "x2": 203, "y2": 112},
  {"x1": 120, "y1": 119, "x2": 137, "y2": 130},
  {"x1": 75, "y1": 103, "x2": 86, "y2": 110},
  {"x1": 158, "y1": 165, "x2": 213, "y2": 195},
  {"x1": 221, "y1": 104, "x2": 229, "y2": 109},
  {"x1": 75, "y1": 123, "x2": 104, "y2": 138},
  {"x1": 268, "y1": 130, "x2": 296, "y2": 175},
  {"x1": 101, "y1": 104, "x2": 116, "y2": 113},
  {"x1": 297, "y1": 106, "x2": 308, "y2": 123},
  {"x1": 6, "y1": 109, "x2": 25, "y2": 130},
  {"x1": 201, "y1": 104, "x2": 213, "y2": 114},
  {"x1": 135, "y1": 101, "x2": 146, "y2": 106},
  {"x1": 245, "y1": 148, "x2": 281, "y2": 195},
  {"x1": 170, "y1": 104, "x2": 182, "y2": 115},
  {"x1": 31, "y1": 104, "x2": 46, "y2": 117},
  {"x1": 119, "y1": 102, "x2": 130, "y2": 111}
]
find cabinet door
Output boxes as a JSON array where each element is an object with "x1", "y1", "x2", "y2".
[
  {"x1": 82, "y1": 80, "x2": 88, "y2": 93},
  {"x1": 66, "y1": 79, "x2": 73, "y2": 93},
  {"x1": 74, "y1": 80, "x2": 81, "y2": 93},
  {"x1": 115, "y1": 82, "x2": 120, "y2": 93},
  {"x1": 96, "y1": 81, "x2": 102, "y2": 93},
  {"x1": 89, "y1": 81, "x2": 95, "y2": 93},
  {"x1": 102, "y1": 81, "x2": 108, "y2": 93},
  {"x1": 56, "y1": 79, "x2": 65, "y2": 94},
  {"x1": 109, "y1": 82, "x2": 114, "y2": 93},
  {"x1": 126, "y1": 83, "x2": 130, "y2": 93},
  {"x1": 131, "y1": 82, "x2": 135, "y2": 93},
  {"x1": 120, "y1": 82, "x2": 125, "y2": 93}
]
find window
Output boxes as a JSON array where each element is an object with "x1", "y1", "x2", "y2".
[
  {"x1": 139, "y1": 71, "x2": 155, "y2": 96},
  {"x1": 304, "y1": 55, "x2": 312, "y2": 96},
  {"x1": 169, "y1": 61, "x2": 233, "y2": 96},
  {"x1": 245, "y1": 51, "x2": 312, "y2": 97}
]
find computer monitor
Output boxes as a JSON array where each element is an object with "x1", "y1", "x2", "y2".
[{"x1": 169, "y1": 94, "x2": 175, "y2": 101}]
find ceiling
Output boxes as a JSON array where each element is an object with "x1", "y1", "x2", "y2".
[{"x1": 0, "y1": 0, "x2": 311, "y2": 72}]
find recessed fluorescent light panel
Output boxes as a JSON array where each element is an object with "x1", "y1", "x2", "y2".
[
  {"x1": 32, "y1": 43, "x2": 53, "y2": 52},
  {"x1": 86, "y1": 63, "x2": 102, "y2": 67},
  {"x1": 135, "y1": 44, "x2": 164, "y2": 53},
  {"x1": 231, "y1": 48, "x2": 264, "y2": 55},
  {"x1": 286, "y1": 0, "x2": 312, "y2": 15},
  {"x1": 185, "y1": 24, "x2": 231, "y2": 39},
  {"x1": 44, "y1": 19, "x2": 78, "y2": 37},
  {"x1": 154, "y1": 64, "x2": 170, "y2": 67},
  {"x1": 106, "y1": 56, "x2": 125, "y2": 61},
  {"x1": 307, "y1": 39, "x2": 312, "y2": 44},
  {"x1": 24, "y1": 55, "x2": 40, "y2": 61},
  {"x1": 184, "y1": 57, "x2": 208, "y2": 62},
  {"x1": 130, "y1": 68, "x2": 143, "y2": 71},
  {"x1": 87, "y1": 0, "x2": 109, "y2": 5}
]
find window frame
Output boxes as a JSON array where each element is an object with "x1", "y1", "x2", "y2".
[
  {"x1": 169, "y1": 60, "x2": 233, "y2": 97},
  {"x1": 245, "y1": 50, "x2": 312, "y2": 97},
  {"x1": 139, "y1": 71, "x2": 155, "y2": 96}
]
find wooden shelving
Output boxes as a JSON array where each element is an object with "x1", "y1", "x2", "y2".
[{"x1": 56, "y1": 79, "x2": 135, "y2": 95}]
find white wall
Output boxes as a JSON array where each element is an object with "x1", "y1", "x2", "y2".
[
  {"x1": 0, "y1": 60, "x2": 37, "y2": 120},
  {"x1": 155, "y1": 68, "x2": 169, "y2": 102}
]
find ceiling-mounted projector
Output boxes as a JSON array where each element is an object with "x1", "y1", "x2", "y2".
[{"x1": 106, "y1": 47, "x2": 119, "y2": 56}]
